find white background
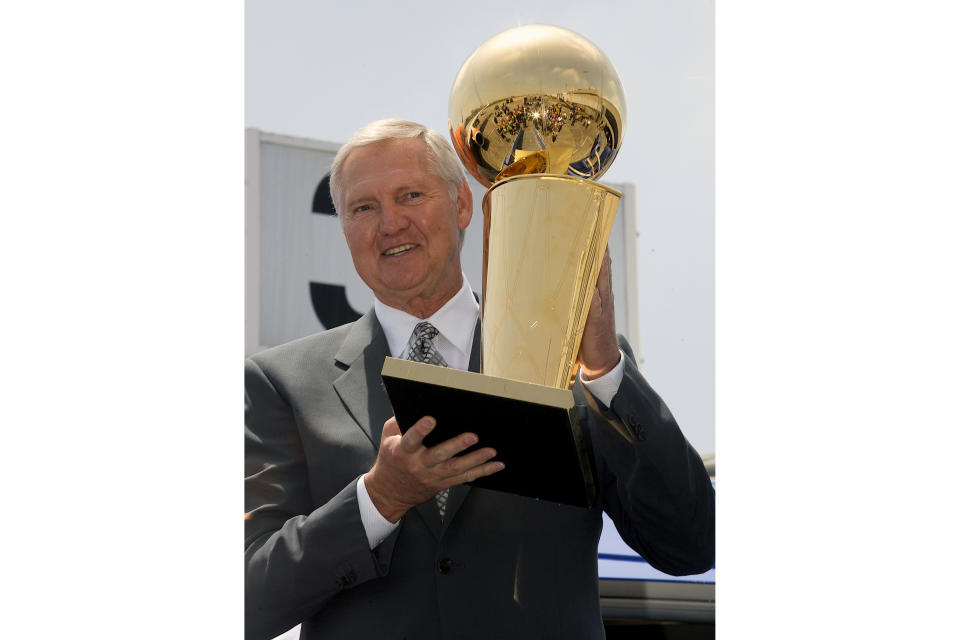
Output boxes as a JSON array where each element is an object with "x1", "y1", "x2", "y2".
[{"x1": 3, "y1": 2, "x2": 959, "y2": 639}]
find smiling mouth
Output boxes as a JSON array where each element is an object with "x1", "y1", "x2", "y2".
[{"x1": 383, "y1": 243, "x2": 417, "y2": 257}]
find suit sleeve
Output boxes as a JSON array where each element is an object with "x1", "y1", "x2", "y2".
[
  {"x1": 244, "y1": 358, "x2": 400, "y2": 640},
  {"x1": 583, "y1": 337, "x2": 715, "y2": 576}
]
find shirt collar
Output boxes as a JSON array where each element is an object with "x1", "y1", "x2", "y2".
[{"x1": 374, "y1": 274, "x2": 479, "y2": 359}]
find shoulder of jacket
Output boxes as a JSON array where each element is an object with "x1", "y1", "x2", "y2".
[{"x1": 246, "y1": 321, "x2": 357, "y2": 371}]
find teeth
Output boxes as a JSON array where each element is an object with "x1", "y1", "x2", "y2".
[{"x1": 384, "y1": 244, "x2": 415, "y2": 256}]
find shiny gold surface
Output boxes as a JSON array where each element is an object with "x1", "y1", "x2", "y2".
[
  {"x1": 449, "y1": 24, "x2": 626, "y2": 188},
  {"x1": 449, "y1": 25, "x2": 627, "y2": 390},
  {"x1": 481, "y1": 175, "x2": 621, "y2": 388}
]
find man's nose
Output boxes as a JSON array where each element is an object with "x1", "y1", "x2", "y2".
[{"x1": 379, "y1": 203, "x2": 409, "y2": 235}]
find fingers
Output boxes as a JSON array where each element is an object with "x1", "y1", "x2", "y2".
[
  {"x1": 396, "y1": 417, "x2": 484, "y2": 464},
  {"x1": 585, "y1": 247, "x2": 612, "y2": 321},
  {"x1": 387, "y1": 415, "x2": 504, "y2": 489},
  {"x1": 435, "y1": 445, "x2": 497, "y2": 477},
  {"x1": 589, "y1": 283, "x2": 602, "y2": 314},
  {"x1": 579, "y1": 247, "x2": 620, "y2": 378},
  {"x1": 446, "y1": 459, "x2": 506, "y2": 487},
  {"x1": 397, "y1": 415, "x2": 436, "y2": 453},
  {"x1": 425, "y1": 431, "x2": 478, "y2": 465},
  {"x1": 597, "y1": 247, "x2": 613, "y2": 298},
  {"x1": 594, "y1": 247, "x2": 613, "y2": 313}
]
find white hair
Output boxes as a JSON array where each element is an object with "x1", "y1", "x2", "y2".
[{"x1": 329, "y1": 119, "x2": 468, "y2": 217}]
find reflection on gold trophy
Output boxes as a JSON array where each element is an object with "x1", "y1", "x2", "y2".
[
  {"x1": 382, "y1": 24, "x2": 627, "y2": 507},
  {"x1": 449, "y1": 24, "x2": 626, "y2": 389}
]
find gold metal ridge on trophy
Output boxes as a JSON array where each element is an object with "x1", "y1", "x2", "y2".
[{"x1": 449, "y1": 24, "x2": 627, "y2": 391}]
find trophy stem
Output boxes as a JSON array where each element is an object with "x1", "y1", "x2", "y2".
[{"x1": 481, "y1": 174, "x2": 621, "y2": 389}]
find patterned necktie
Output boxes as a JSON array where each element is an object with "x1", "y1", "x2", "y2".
[
  {"x1": 406, "y1": 321, "x2": 448, "y2": 367},
  {"x1": 406, "y1": 322, "x2": 450, "y2": 518}
]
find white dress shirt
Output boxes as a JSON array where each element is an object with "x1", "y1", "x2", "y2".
[{"x1": 357, "y1": 274, "x2": 625, "y2": 548}]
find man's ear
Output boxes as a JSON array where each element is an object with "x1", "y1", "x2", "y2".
[{"x1": 456, "y1": 179, "x2": 473, "y2": 230}]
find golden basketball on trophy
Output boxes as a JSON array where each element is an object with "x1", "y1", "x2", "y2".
[
  {"x1": 449, "y1": 24, "x2": 626, "y2": 389},
  {"x1": 382, "y1": 25, "x2": 627, "y2": 508}
]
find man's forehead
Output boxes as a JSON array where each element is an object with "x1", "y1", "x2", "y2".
[
  {"x1": 347, "y1": 138, "x2": 429, "y2": 170},
  {"x1": 341, "y1": 139, "x2": 437, "y2": 193}
]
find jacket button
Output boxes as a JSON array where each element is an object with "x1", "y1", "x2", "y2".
[
  {"x1": 335, "y1": 568, "x2": 357, "y2": 588},
  {"x1": 626, "y1": 413, "x2": 646, "y2": 440},
  {"x1": 438, "y1": 557, "x2": 454, "y2": 574}
]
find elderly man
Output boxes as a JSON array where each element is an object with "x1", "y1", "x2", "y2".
[{"x1": 245, "y1": 119, "x2": 714, "y2": 640}]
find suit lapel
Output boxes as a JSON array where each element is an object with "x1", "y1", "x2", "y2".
[
  {"x1": 414, "y1": 500, "x2": 442, "y2": 539},
  {"x1": 467, "y1": 314, "x2": 482, "y2": 374},
  {"x1": 332, "y1": 310, "x2": 394, "y2": 449},
  {"x1": 335, "y1": 311, "x2": 482, "y2": 539}
]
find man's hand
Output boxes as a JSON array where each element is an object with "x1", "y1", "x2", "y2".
[
  {"x1": 578, "y1": 247, "x2": 621, "y2": 380},
  {"x1": 364, "y1": 416, "x2": 504, "y2": 523}
]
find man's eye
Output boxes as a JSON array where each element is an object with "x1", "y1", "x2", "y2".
[
  {"x1": 353, "y1": 204, "x2": 372, "y2": 214},
  {"x1": 404, "y1": 192, "x2": 422, "y2": 200}
]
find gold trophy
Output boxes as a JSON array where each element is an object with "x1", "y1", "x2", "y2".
[
  {"x1": 449, "y1": 24, "x2": 625, "y2": 389},
  {"x1": 382, "y1": 25, "x2": 626, "y2": 507}
]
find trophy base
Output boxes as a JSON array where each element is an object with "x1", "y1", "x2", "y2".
[{"x1": 381, "y1": 357, "x2": 596, "y2": 508}]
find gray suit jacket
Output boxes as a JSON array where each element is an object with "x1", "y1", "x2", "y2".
[{"x1": 245, "y1": 310, "x2": 714, "y2": 640}]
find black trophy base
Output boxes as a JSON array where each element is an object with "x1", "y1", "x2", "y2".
[{"x1": 380, "y1": 357, "x2": 596, "y2": 508}]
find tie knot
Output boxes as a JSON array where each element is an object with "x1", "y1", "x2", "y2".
[
  {"x1": 407, "y1": 322, "x2": 447, "y2": 367},
  {"x1": 414, "y1": 322, "x2": 439, "y2": 342}
]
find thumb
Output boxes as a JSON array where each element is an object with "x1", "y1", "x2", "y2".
[
  {"x1": 381, "y1": 416, "x2": 402, "y2": 442},
  {"x1": 590, "y1": 285, "x2": 602, "y2": 314}
]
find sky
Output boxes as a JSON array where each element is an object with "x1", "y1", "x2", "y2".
[{"x1": 245, "y1": 0, "x2": 716, "y2": 455}]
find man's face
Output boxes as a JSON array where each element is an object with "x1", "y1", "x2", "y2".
[{"x1": 339, "y1": 138, "x2": 472, "y2": 316}]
